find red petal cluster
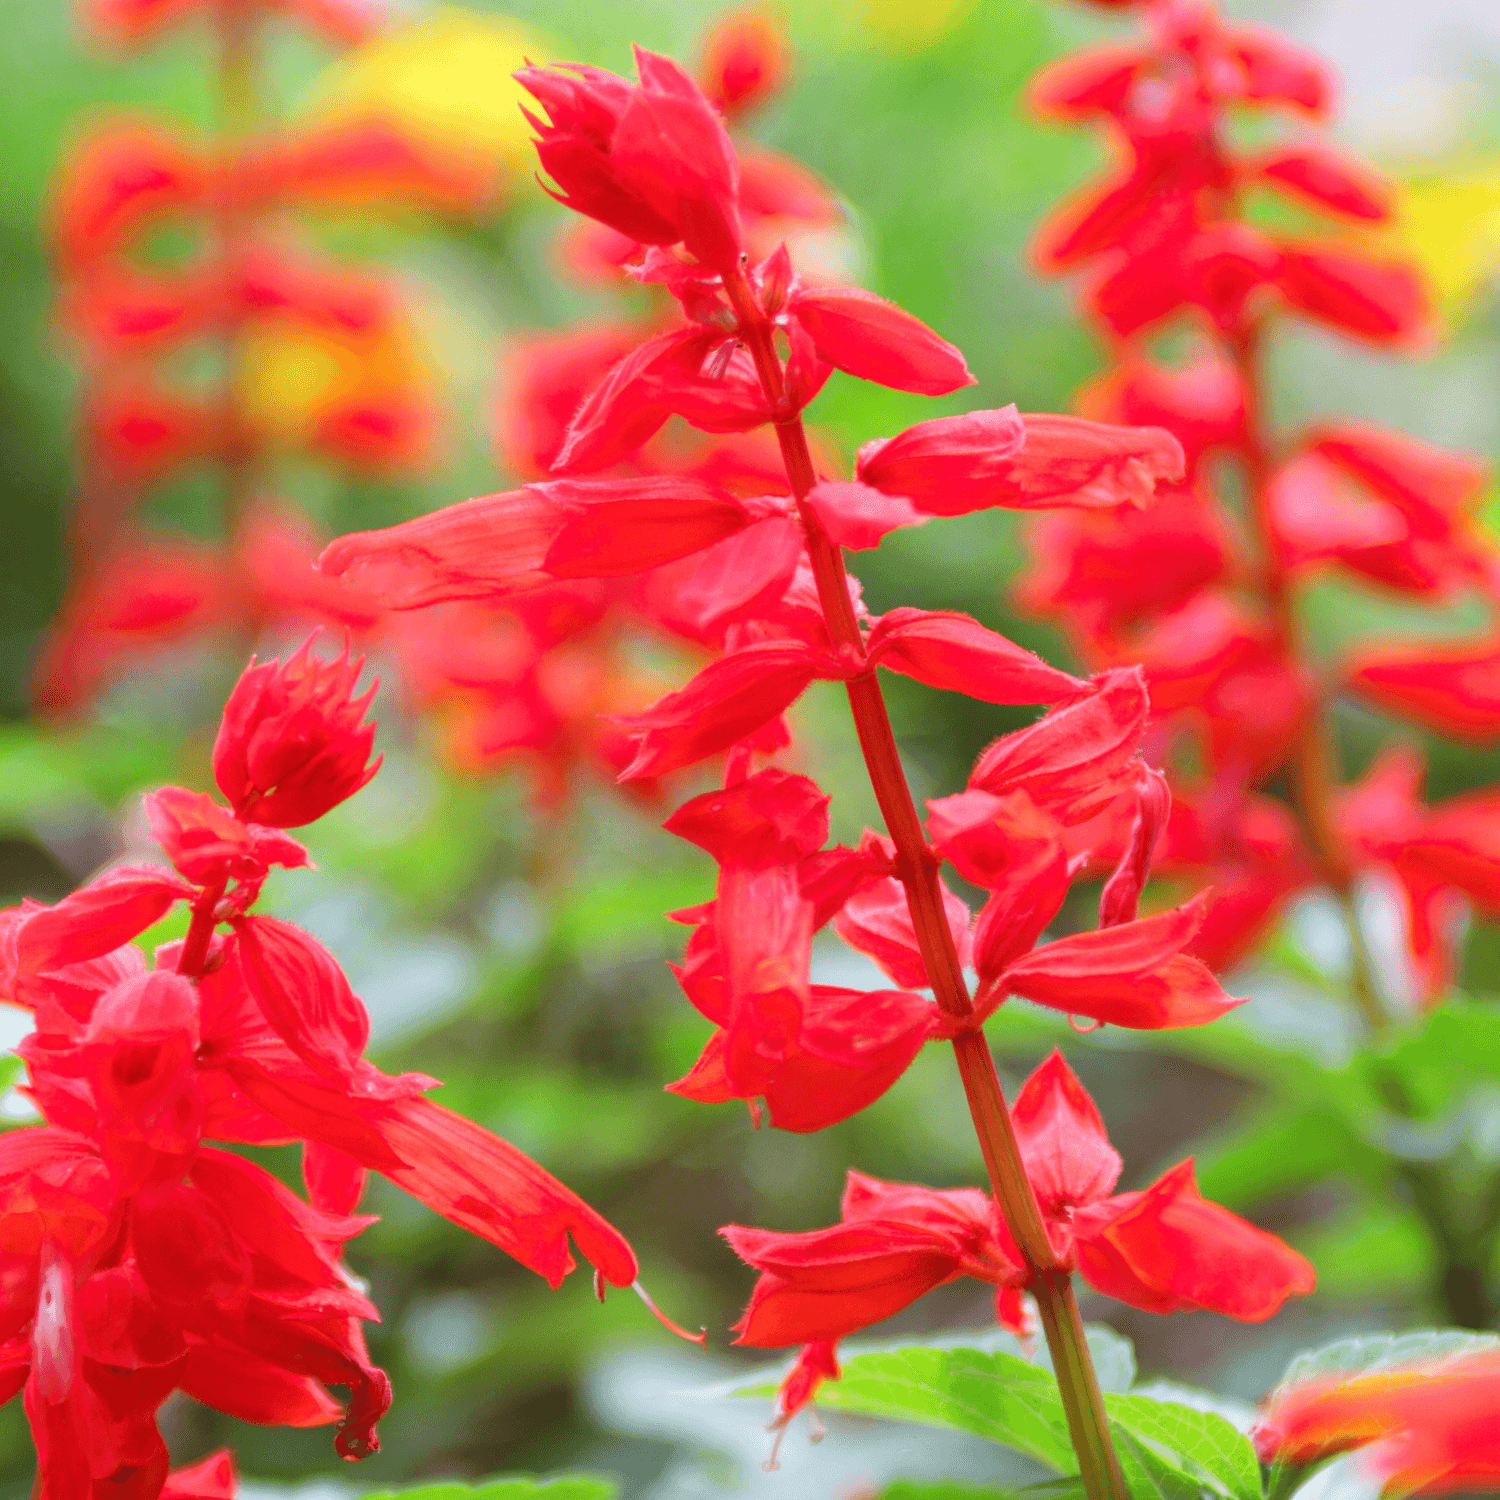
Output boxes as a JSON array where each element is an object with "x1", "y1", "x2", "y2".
[
  {"x1": 724, "y1": 1050, "x2": 1313, "y2": 1349},
  {"x1": 0, "y1": 651, "x2": 638, "y2": 1500}
]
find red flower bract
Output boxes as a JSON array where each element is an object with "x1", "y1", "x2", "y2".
[{"x1": 213, "y1": 633, "x2": 380, "y2": 828}]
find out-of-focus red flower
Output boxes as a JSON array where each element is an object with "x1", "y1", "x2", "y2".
[
  {"x1": 213, "y1": 633, "x2": 380, "y2": 827},
  {"x1": 1254, "y1": 1351, "x2": 1500, "y2": 1496},
  {"x1": 700, "y1": 7, "x2": 791, "y2": 120}
]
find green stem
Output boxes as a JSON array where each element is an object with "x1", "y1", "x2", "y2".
[{"x1": 722, "y1": 263, "x2": 1128, "y2": 1500}]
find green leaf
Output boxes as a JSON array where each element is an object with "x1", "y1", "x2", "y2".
[
  {"x1": 1195, "y1": 1101, "x2": 1380, "y2": 1210},
  {"x1": 1270, "y1": 1328, "x2": 1500, "y2": 1398},
  {"x1": 358, "y1": 1478, "x2": 617, "y2": 1500},
  {"x1": 799, "y1": 1342, "x2": 1077, "y2": 1474},
  {"x1": 1112, "y1": 1428, "x2": 1222, "y2": 1500},
  {"x1": 1105, "y1": 1394, "x2": 1263, "y2": 1500}
]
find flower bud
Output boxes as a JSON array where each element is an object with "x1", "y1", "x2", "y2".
[{"x1": 213, "y1": 635, "x2": 380, "y2": 828}]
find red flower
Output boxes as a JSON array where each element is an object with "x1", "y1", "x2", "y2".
[
  {"x1": 518, "y1": 48, "x2": 745, "y2": 273},
  {"x1": 1016, "y1": 1052, "x2": 1315, "y2": 1319},
  {"x1": 213, "y1": 634, "x2": 380, "y2": 827},
  {"x1": 723, "y1": 1170, "x2": 1024, "y2": 1346},
  {"x1": 1255, "y1": 1351, "x2": 1500, "y2": 1496}
]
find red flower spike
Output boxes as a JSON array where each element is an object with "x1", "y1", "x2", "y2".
[
  {"x1": 1072, "y1": 1159, "x2": 1316, "y2": 1320},
  {"x1": 806, "y1": 481, "x2": 923, "y2": 551},
  {"x1": 214, "y1": 635, "x2": 380, "y2": 828},
  {"x1": 867, "y1": 608, "x2": 1087, "y2": 705},
  {"x1": 833, "y1": 874, "x2": 972, "y2": 990},
  {"x1": 233, "y1": 916, "x2": 370, "y2": 1085},
  {"x1": 969, "y1": 668, "x2": 1151, "y2": 824},
  {"x1": 927, "y1": 787, "x2": 1061, "y2": 891},
  {"x1": 1277, "y1": 244, "x2": 1433, "y2": 345},
  {"x1": 1010, "y1": 1050, "x2": 1122, "y2": 1222},
  {"x1": 787, "y1": 287, "x2": 975, "y2": 396},
  {"x1": 617, "y1": 641, "x2": 840, "y2": 781},
  {"x1": 855, "y1": 406, "x2": 1026, "y2": 517}
]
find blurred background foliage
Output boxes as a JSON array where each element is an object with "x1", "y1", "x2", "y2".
[{"x1": 7, "y1": 0, "x2": 1500, "y2": 1496}]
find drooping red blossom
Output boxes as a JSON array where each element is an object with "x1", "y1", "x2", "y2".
[
  {"x1": 725, "y1": 1055, "x2": 1311, "y2": 1352},
  {"x1": 723, "y1": 1170, "x2": 1025, "y2": 1346}
]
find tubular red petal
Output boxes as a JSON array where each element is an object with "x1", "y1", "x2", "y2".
[
  {"x1": 316, "y1": 489, "x2": 564, "y2": 609},
  {"x1": 664, "y1": 767, "x2": 830, "y2": 867},
  {"x1": 1277, "y1": 244, "x2": 1433, "y2": 345},
  {"x1": 1349, "y1": 638, "x2": 1500, "y2": 742},
  {"x1": 535, "y1": 475, "x2": 754, "y2": 577},
  {"x1": 867, "y1": 607, "x2": 1086, "y2": 704},
  {"x1": 1010, "y1": 1050, "x2": 1122, "y2": 1215},
  {"x1": 789, "y1": 288, "x2": 974, "y2": 396},
  {"x1": 1074, "y1": 1159, "x2": 1316, "y2": 1320},
  {"x1": 617, "y1": 641, "x2": 832, "y2": 780},
  {"x1": 367, "y1": 1096, "x2": 638, "y2": 1289},
  {"x1": 16, "y1": 869, "x2": 192, "y2": 976},
  {"x1": 234, "y1": 917, "x2": 369, "y2": 1085},
  {"x1": 832, "y1": 874, "x2": 971, "y2": 990},
  {"x1": 806, "y1": 480, "x2": 923, "y2": 550},
  {"x1": 1255, "y1": 146, "x2": 1393, "y2": 222}
]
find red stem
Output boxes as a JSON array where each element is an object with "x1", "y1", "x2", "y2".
[
  {"x1": 721, "y1": 263, "x2": 1127, "y2": 1500},
  {"x1": 177, "y1": 879, "x2": 227, "y2": 980}
]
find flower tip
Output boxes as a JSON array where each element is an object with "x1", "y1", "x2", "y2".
[{"x1": 631, "y1": 1278, "x2": 708, "y2": 1346}]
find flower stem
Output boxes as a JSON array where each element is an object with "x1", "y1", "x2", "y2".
[
  {"x1": 722, "y1": 263, "x2": 1128, "y2": 1500},
  {"x1": 178, "y1": 879, "x2": 227, "y2": 980}
]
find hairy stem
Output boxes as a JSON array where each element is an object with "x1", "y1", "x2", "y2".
[{"x1": 723, "y1": 263, "x2": 1128, "y2": 1500}]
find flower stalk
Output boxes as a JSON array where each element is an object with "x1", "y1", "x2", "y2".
[{"x1": 723, "y1": 261, "x2": 1130, "y2": 1500}]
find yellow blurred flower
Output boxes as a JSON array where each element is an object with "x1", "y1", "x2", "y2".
[
  {"x1": 302, "y1": 7, "x2": 555, "y2": 187},
  {"x1": 1369, "y1": 166, "x2": 1500, "y2": 316}
]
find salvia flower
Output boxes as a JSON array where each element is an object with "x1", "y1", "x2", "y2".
[{"x1": 212, "y1": 633, "x2": 380, "y2": 828}]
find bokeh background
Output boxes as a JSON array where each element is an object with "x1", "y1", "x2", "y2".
[{"x1": 6, "y1": 0, "x2": 1500, "y2": 1495}]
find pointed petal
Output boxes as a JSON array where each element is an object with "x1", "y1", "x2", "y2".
[{"x1": 789, "y1": 288, "x2": 974, "y2": 396}]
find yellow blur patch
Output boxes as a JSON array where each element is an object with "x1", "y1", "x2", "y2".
[
  {"x1": 303, "y1": 7, "x2": 554, "y2": 181},
  {"x1": 236, "y1": 316, "x2": 430, "y2": 445},
  {"x1": 1372, "y1": 167, "x2": 1500, "y2": 316},
  {"x1": 835, "y1": 0, "x2": 976, "y2": 53}
]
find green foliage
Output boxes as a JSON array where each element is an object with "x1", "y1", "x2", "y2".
[{"x1": 741, "y1": 1335, "x2": 1267, "y2": 1500}]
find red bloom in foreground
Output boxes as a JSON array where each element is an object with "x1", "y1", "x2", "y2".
[
  {"x1": 213, "y1": 633, "x2": 380, "y2": 827},
  {"x1": 0, "y1": 647, "x2": 647, "y2": 1500},
  {"x1": 1255, "y1": 1351, "x2": 1500, "y2": 1496},
  {"x1": 723, "y1": 1051, "x2": 1313, "y2": 1351}
]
